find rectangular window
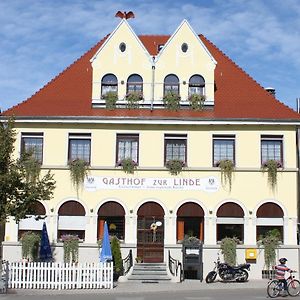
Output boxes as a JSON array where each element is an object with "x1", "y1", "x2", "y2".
[
  {"x1": 68, "y1": 133, "x2": 91, "y2": 164},
  {"x1": 261, "y1": 135, "x2": 283, "y2": 165},
  {"x1": 164, "y1": 134, "x2": 187, "y2": 164},
  {"x1": 21, "y1": 133, "x2": 44, "y2": 163},
  {"x1": 213, "y1": 135, "x2": 235, "y2": 166},
  {"x1": 116, "y1": 134, "x2": 139, "y2": 163}
]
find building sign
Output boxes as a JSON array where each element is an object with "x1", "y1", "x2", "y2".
[{"x1": 84, "y1": 176, "x2": 219, "y2": 193}]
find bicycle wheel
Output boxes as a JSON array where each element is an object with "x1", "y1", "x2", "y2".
[
  {"x1": 267, "y1": 280, "x2": 281, "y2": 298},
  {"x1": 288, "y1": 279, "x2": 300, "y2": 297}
]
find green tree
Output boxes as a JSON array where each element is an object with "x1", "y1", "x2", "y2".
[{"x1": 0, "y1": 117, "x2": 56, "y2": 223}]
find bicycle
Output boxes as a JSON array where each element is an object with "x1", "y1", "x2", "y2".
[{"x1": 267, "y1": 271, "x2": 300, "y2": 298}]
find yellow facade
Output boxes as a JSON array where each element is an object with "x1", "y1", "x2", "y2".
[{"x1": 3, "y1": 19, "x2": 300, "y2": 279}]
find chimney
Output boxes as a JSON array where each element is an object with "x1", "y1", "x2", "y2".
[
  {"x1": 297, "y1": 98, "x2": 300, "y2": 114},
  {"x1": 265, "y1": 87, "x2": 276, "y2": 97}
]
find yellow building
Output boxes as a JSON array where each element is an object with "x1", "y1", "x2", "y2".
[{"x1": 2, "y1": 19, "x2": 300, "y2": 279}]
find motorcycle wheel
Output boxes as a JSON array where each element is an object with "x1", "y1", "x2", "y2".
[
  {"x1": 205, "y1": 271, "x2": 217, "y2": 283},
  {"x1": 236, "y1": 269, "x2": 249, "y2": 282}
]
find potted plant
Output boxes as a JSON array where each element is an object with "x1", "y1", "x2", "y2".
[
  {"x1": 21, "y1": 231, "x2": 41, "y2": 262},
  {"x1": 262, "y1": 159, "x2": 282, "y2": 190},
  {"x1": 258, "y1": 229, "x2": 281, "y2": 278},
  {"x1": 135, "y1": 256, "x2": 143, "y2": 263},
  {"x1": 117, "y1": 158, "x2": 137, "y2": 174},
  {"x1": 125, "y1": 91, "x2": 143, "y2": 109},
  {"x1": 188, "y1": 94, "x2": 206, "y2": 110},
  {"x1": 102, "y1": 91, "x2": 118, "y2": 110},
  {"x1": 166, "y1": 159, "x2": 185, "y2": 175},
  {"x1": 216, "y1": 159, "x2": 234, "y2": 191},
  {"x1": 61, "y1": 234, "x2": 79, "y2": 263},
  {"x1": 69, "y1": 159, "x2": 89, "y2": 195},
  {"x1": 110, "y1": 236, "x2": 123, "y2": 280},
  {"x1": 220, "y1": 237, "x2": 239, "y2": 266},
  {"x1": 163, "y1": 92, "x2": 181, "y2": 111}
]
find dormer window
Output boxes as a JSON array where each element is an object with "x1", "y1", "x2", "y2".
[
  {"x1": 164, "y1": 74, "x2": 179, "y2": 96},
  {"x1": 127, "y1": 74, "x2": 143, "y2": 93},
  {"x1": 189, "y1": 75, "x2": 205, "y2": 96},
  {"x1": 101, "y1": 74, "x2": 118, "y2": 97}
]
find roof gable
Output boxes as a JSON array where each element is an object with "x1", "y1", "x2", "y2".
[
  {"x1": 90, "y1": 19, "x2": 152, "y2": 64},
  {"x1": 155, "y1": 20, "x2": 216, "y2": 65}
]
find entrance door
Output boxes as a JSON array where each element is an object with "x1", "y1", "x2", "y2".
[{"x1": 137, "y1": 202, "x2": 164, "y2": 263}]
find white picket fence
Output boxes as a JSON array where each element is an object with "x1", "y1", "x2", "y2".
[{"x1": 7, "y1": 262, "x2": 113, "y2": 290}]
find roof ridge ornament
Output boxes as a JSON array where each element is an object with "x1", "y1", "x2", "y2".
[{"x1": 115, "y1": 11, "x2": 135, "y2": 20}]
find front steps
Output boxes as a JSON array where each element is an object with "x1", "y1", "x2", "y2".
[{"x1": 127, "y1": 263, "x2": 172, "y2": 283}]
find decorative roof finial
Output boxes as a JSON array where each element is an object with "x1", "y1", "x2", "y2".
[{"x1": 115, "y1": 11, "x2": 135, "y2": 20}]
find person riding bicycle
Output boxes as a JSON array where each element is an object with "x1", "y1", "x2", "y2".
[{"x1": 274, "y1": 258, "x2": 291, "y2": 297}]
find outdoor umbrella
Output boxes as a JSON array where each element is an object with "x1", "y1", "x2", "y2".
[
  {"x1": 100, "y1": 221, "x2": 112, "y2": 262},
  {"x1": 39, "y1": 222, "x2": 53, "y2": 262}
]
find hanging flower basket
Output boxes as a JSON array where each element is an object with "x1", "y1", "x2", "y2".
[
  {"x1": 117, "y1": 158, "x2": 138, "y2": 174},
  {"x1": 102, "y1": 91, "x2": 118, "y2": 110},
  {"x1": 188, "y1": 94, "x2": 206, "y2": 110},
  {"x1": 68, "y1": 159, "x2": 89, "y2": 195},
  {"x1": 163, "y1": 92, "x2": 181, "y2": 111},
  {"x1": 262, "y1": 159, "x2": 282, "y2": 190},
  {"x1": 215, "y1": 159, "x2": 234, "y2": 191},
  {"x1": 166, "y1": 159, "x2": 185, "y2": 175},
  {"x1": 125, "y1": 92, "x2": 143, "y2": 109}
]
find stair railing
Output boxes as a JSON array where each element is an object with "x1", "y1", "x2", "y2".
[
  {"x1": 122, "y1": 249, "x2": 133, "y2": 275},
  {"x1": 168, "y1": 250, "x2": 183, "y2": 282}
]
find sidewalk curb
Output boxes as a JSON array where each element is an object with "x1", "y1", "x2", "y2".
[{"x1": 6, "y1": 280, "x2": 268, "y2": 296}]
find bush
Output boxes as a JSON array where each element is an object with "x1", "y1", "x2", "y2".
[
  {"x1": 21, "y1": 231, "x2": 41, "y2": 262},
  {"x1": 110, "y1": 236, "x2": 123, "y2": 275},
  {"x1": 220, "y1": 237, "x2": 239, "y2": 266}
]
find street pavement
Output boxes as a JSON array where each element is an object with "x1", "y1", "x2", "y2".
[{"x1": 3, "y1": 279, "x2": 268, "y2": 296}]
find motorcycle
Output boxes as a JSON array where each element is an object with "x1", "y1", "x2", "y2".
[{"x1": 205, "y1": 255, "x2": 250, "y2": 283}]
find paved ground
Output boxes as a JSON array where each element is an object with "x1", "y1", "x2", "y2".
[{"x1": 4, "y1": 279, "x2": 269, "y2": 296}]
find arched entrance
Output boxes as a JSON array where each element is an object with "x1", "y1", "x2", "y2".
[{"x1": 137, "y1": 202, "x2": 164, "y2": 263}]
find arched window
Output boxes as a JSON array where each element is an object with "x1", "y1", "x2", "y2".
[
  {"x1": 189, "y1": 75, "x2": 205, "y2": 96},
  {"x1": 256, "y1": 202, "x2": 284, "y2": 242},
  {"x1": 164, "y1": 74, "x2": 179, "y2": 96},
  {"x1": 101, "y1": 74, "x2": 118, "y2": 96},
  {"x1": 58, "y1": 200, "x2": 86, "y2": 240},
  {"x1": 127, "y1": 74, "x2": 143, "y2": 93},
  {"x1": 177, "y1": 202, "x2": 204, "y2": 242},
  {"x1": 216, "y1": 202, "x2": 244, "y2": 242},
  {"x1": 18, "y1": 201, "x2": 46, "y2": 240},
  {"x1": 98, "y1": 201, "x2": 125, "y2": 240}
]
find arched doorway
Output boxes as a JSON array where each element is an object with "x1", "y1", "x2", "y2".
[{"x1": 137, "y1": 202, "x2": 164, "y2": 263}]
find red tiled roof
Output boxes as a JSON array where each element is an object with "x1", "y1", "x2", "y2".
[{"x1": 2, "y1": 33, "x2": 300, "y2": 120}]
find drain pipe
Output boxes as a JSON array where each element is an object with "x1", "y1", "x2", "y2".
[{"x1": 151, "y1": 56, "x2": 156, "y2": 111}]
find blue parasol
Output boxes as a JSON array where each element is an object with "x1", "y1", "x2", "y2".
[
  {"x1": 39, "y1": 222, "x2": 53, "y2": 262},
  {"x1": 100, "y1": 221, "x2": 112, "y2": 262}
]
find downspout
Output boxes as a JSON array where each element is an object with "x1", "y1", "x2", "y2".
[
  {"x1": 297, "y1": 99, "x2": 300, "y2": 248},
  {"x1": 151, "y1": 56, "x2": 156, "y2": 111}
]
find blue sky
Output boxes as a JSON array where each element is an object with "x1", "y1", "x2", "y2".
[{"x1": 1, "y1": 0, "x2": 300, "y2": 112}]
